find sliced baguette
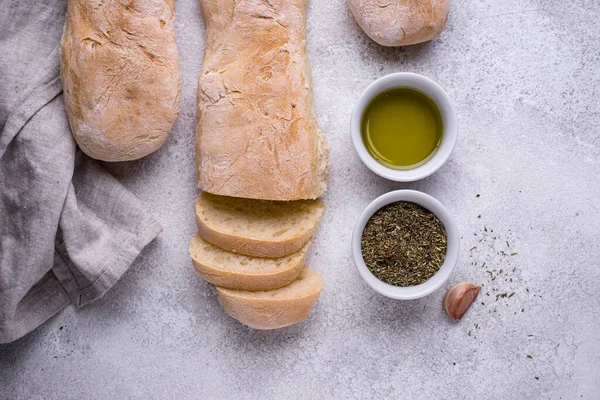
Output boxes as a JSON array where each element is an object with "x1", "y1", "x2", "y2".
[
  {"x1": 189, "y1": 234, "x2": 307, "y2": 291},
  {"x1": 195, "y1": 192, "x2": 325, "y2": 258},
  {"x1": 217, "y1": 267, "x2": 323, "y2": 330}
]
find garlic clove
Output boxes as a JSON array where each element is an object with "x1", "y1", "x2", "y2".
[{"x1": 444, "y1": 282, "x2": 481, "y2": 321}]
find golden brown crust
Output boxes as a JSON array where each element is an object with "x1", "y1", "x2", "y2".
[
  {"x1": 348, "y1": 0, "x2": 450, "y2": 47},
  {"x1": 196, "y1": 0, "x2": 329, "y2": 201},
  {"x1": 61, "y1": 0, "x2": 181, "y2": 161}
]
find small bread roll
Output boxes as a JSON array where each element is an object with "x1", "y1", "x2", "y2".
[{"x1": 349, "y1": 0, "x2": 450, "y2": 47}]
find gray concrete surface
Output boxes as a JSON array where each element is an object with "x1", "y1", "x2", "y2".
[{"x1": 1, "y1": 0, "x2": 599, "y2": 398}]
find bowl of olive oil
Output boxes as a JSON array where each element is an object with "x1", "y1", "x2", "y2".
[{"x1": 351, "y1": 73, "x2": 457, "y2": 181}]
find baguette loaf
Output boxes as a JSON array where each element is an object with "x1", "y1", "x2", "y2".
[
  {"x1": 61, "y1": 0, "x2": 181, "y2": 161},
  {"x1": 196, "y1": 0, "x2": 329, "y2": 201},
  {"x1": 217, "y1": 266, "x2": 323, "y2": 330},
  {"x1": 190, "y1": 234, "x2": 307, "y2": 291},
  {"x1": 195, "y1": 192, "x2": 325, "y2": 258},
  {"x1": 348, "y1": 0, "x2": 450, "y2": 47}
]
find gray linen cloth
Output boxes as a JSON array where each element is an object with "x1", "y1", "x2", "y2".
[{"x1": 0, "y1": 1, "x2": 163, "y2": 343}]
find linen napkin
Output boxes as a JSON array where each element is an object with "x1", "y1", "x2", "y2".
[{"x1": 0, "y1": 0, "x2": 163, "y2": 343}]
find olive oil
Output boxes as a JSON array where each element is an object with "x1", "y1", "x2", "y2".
[{"x1": 361, "y1": 88, "x2": 443, "y2": 169}]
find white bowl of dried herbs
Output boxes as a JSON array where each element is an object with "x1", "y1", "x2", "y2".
[{"x1": 352, "y1": 190, "x2": 459, "y2": 300}]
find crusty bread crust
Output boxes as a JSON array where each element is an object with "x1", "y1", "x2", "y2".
[
  {"x1": 190, "y1": 234, "x2": 307, "y2": 291},
  {"x1": 217, "y1": 267, "x2": 323, "y2": 329},
  {"x1": 61, "y1": 0, "x2": 181, "y2": 161},
  {"x1": 348, "y1": 0, "x2": 450, "y2": 47},
  {"x1": 196, "y1": 0, "x2": 329, "y2": 200},
  {"x1": 195, "y1": 194, "x2": 325, "y2": 258}
]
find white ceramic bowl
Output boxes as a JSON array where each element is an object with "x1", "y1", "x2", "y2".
[
  {"x1": 352, "y1": 190, "x2": 460, "y2": 300},
  {"x1": 351, "y1": 72, "x2": 458, "y2": 181}
]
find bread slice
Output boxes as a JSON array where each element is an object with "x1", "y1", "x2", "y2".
[
  {"x1": 195, "y1": 192, "x2": 325, "y2": 258},
  {"x1": 189, "y1": 233, "x2": 307, "y2": 291},
  {"x1": 217, "y1": 267, "x2": 323, "y2": 330}
]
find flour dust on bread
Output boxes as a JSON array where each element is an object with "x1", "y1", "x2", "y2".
[
  {"x1": 348, "y1": 0, "x2": 450, "y2": 47},
  {"x1": 195, "y1": 192, "x2": 325, "y2": 258},
  {"x1": 190, "y1": 233, "x2": 308, "y2": 291},
  {"x1": 217, "y1": 266, "x2": 324, "y2": 330},
  {"x1": 61, "y1": 0, "x2": 181, "y2": 161},
  {"x1": 196, "y1": 0, "x2": 329, "y2": 201}
]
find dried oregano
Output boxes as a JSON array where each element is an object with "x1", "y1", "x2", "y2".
[{"x1": 361, "y1": 201, "x2": 447, "y2": 287}]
